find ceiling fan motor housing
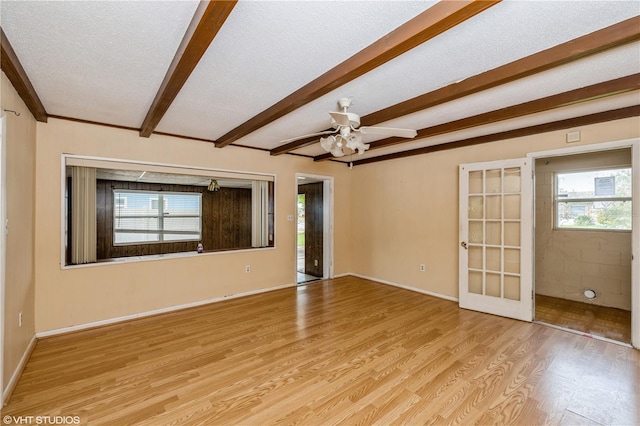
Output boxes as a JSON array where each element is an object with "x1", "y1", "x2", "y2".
[{"x1": 331, "y1": 112, "x2": 361, "y2": 129}]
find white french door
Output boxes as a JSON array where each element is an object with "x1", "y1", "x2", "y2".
[{"x1": 459, "y1": 158, "x2": 533, "y2": 322}]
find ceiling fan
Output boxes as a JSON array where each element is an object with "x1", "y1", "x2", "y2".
[{"x1": 280, "y1": 98, "x2": 418, "y2": 157}]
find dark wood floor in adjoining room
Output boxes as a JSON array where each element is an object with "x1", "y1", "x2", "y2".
[
  {"x1": 535, "y1": 294, "x2": 632, "y2": 344},
  {"x1": 5, "y1": 276, "x2": 639, "y2": 425}
]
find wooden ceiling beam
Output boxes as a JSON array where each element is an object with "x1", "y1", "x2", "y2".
[
  {"x1": 278, "y1": 15, "x2": 640, "y2": 156},
  {"x1": 361, "y1": 16, "x2": 640, "y2": 125},
  {"x1": 216, "y1": 0, "x2": 501, "y2": 148},
  {"x1": 0, "y1": 28, "x2": 48, "y2": 122},
  {"x1": 314, "y1": 74, "x2": 639, "y2": 161},
  {"x1": 139, "y1": 0, "x2": 237, "y2": 138},
  {"x1": 350, "y1": 105, "x2": 640, "y2": 166}
]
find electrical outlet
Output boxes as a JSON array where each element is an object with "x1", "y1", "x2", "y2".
[
  {"x1": 287, "y1": 215, "x2": 294, "y2": 221},
  {"x1": 19, "y1": 312, "x2": 23, "y2": 327},
  {"x1": 420, "y1": 264, "x2": 425, "y2": 272},
  {"x1": 245, "y1": 265, "x2": 251, "y2": 273},
  {"x1": 314, "y1": 259, "x2": 318, "y2": 267}
]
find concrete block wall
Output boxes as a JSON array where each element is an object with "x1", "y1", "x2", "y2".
[{"x1": 534, "y1": 150, "x2": 632, "y2": 311}]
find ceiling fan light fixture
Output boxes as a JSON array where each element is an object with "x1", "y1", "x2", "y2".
[
  {"x1": 208, "y1": 179, "x2": 220, "y2": 192},
  {"x1": 282, "y1": 98, "x2": 416, "y2": 159},
  {"x1": 320, "y1": 135, "x2": 336, "y2": 151},
  {"x1": 330, "y1": 145, "x2": 345, "y2": 157}
]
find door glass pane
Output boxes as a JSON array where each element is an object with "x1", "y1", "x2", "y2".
[
  {"x1": 469, "y1": 171, "x2": 483, "y2": 194},
  {"x1": 504, "y1": 222, "x2": 520, "y2": 246},
  {"x1": 469, "y1": 196, "x2": 484, "y2": 219},
  {"x1": 486, "y1": 169, "x2": 502, "y2": 193},
  {"x1": 504, "y1": 248, "x2": 520, "y2": 273},
  {"x1": 486, "y1": 221, "x2": 501, "y2": 245},
  {"x1": 469, "y1": 221, "x2": 483, "y2": 243},
  {"x1": 486, "y1": 195, "x2": 502, "y2": 219},
  {"x1": 486, "y1": 247, "x2": 501, "y2": 271},
  {"x1": 469, "y1": 246, "x2": 483, "y2": 269},
  {"x1": 504, "y1": 275, "x2": 520, "y2": 301},
  {"x1": 504, "y1": 195, "x2": 520, "y2": 219},
  {"x1": 486, "y1": 273, "x2": 501, "y2": 297},
  {"x1": 504, "y1": 167, "x2": 521, "y2": 193},
  {"x1": 469, "y1": 271, "x2": 483, "y2": 294}
]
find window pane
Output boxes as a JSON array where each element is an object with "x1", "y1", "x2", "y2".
[
  {"x1": 114, "y1": 216, "x2": 159, "y2": 231},
  {"x1": 114, "y1": 232, "x2": 159, "y2": 244},
  {"x1": 163, "y1": 233, "x2": 200, "y2": 242},
  {"x1": 163, "y1": 217, "x2": 201, "y2": 232},
  {"x1": 557, "y1": 200, "x2": 631, "y2": 230},
  {"x1": 164, "y1": 194, "x2": 201, "y2": 215},
  {"x1": 557, "y1": 168, "x2": 631, "y2": 199}
]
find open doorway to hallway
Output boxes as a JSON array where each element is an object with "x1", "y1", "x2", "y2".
[{"x1": 296, "y1": 174, "x2": 333, "y2": 284}]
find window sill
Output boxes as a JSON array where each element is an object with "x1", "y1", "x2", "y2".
[{"x1": 62, "y1": 246, "x2": 275, "y2": 270}]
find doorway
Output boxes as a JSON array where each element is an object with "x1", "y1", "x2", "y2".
[
  {"x1": 458, "y1": 139, "x2": 639, "y2": 348},
  {"x1": 527, "y1": 139, "x2": 640, "y2": 349},
  {"x1": 296, "y1": 174, "x2": 333, "y2": 284},
  {"x1": 0, "y1": 114, "x2": 6, "y2": 400},
  {"x1": 533, "y1": 148, "x2": 633, "y2": 344}
]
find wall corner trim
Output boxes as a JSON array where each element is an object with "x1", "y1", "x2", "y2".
[
  {"x1": 349, "y1": 273, "x2": 460, "y2": 303},
  {"x1": 2, "y1": 334, "x2": 36, "y2": 407}
]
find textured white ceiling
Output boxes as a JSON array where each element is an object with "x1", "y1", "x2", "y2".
[
  {"x1": 1, "y1": 0, "x2": 638, "y2": 163},
  {"x1": 1, "y1": 0, "x2": 199, "y2": 127},
  {"x1": 155, "y1": 0, "x2": 435, "y2": 138}
]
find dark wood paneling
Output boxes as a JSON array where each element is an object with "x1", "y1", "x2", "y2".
[
  {"x1": 298, "y1": 182, "x2": 323, "y2": 277},
  {"x1": 93, "y1": 180, "x2": 251, "y2": 260},
  {"x1": 268, "y1": 181, "x2": 275, "y2": 246}
]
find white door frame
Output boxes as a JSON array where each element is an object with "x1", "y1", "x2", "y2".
[
  {"x1": 527, "y1": 138, "x2": 640, "y2": 349},
  {"x1": 0, "y1": 114, "x2": 6, "y2": 401},
  {"x1": 295, "y1": 173, "x2": 334, "y2": 280}
]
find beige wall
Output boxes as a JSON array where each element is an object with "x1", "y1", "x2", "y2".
[
  {"x1": 1, "y1": 72, "x2": 37, "y2": 390},
  {"x1": 535, "y1": 150, "x2": 632, "y2": 310},
  {"x1": 34, "y1": 119, "x2": 352, "y2": 333},
  {"x1": 21, "y1": 101, "x2": 640, "y2": 334},
  {"x1": 350, "y1": 117, "x2": 640, "y2": 300}
]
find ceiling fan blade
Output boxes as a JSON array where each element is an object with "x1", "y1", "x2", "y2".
[
  {"x1": 278, "y1": 130, "x2": 336, "y2": 144},
  {"x1": 358, "y1": 126, "x2": 417, "y2": 138}
]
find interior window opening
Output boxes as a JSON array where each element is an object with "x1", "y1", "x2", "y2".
[{"x1": 64, "y1": 159, "x2": 275, "y2": 266}]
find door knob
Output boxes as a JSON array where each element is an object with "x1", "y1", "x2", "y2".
[{"x1": 460, "y1": 242, "x2": 468, "y2": 249}]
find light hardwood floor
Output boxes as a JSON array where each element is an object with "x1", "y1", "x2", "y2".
[{"x1": 4, "y1": 276, "x2": 639, "y2": 425}]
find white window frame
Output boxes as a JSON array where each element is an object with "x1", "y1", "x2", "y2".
[
  {"x1": 554, "y1": 167, "x2": 632, "y2": 231},
  {"x1": 113, "y1": 190, "x2": 202, "y2": 245}
]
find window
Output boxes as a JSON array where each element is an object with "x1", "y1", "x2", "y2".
[
  {"x1": 114, "y1": 190, "x2": 202, "y2": 244},
  {"x1": 555, "y1": 167, "x2": 632, "y2": 230}
]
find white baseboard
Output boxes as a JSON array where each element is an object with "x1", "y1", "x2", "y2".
[
  {"x1": 2, "y1": 334, "x2": 36, "y2": 406},
  {"x1": 34, "y1": 274, "x2": 457, "y2": 340},
  {"x1": 36, "y1": 282, "x2": 298, "y2": 339},
  {"x1": 349, "y1": 273, "x2": 459, "y2": 303}
]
